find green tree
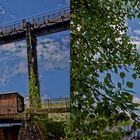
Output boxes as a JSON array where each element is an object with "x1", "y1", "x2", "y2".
[{"x1": 70, "y1": 0, "x2": 140, "y2": 139}]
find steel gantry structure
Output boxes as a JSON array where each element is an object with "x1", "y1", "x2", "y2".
[
  {"x1": 0, "y1": 7, "x2": 70, "y2": 45},
  {"x1": 0, "y1": 7, "x2": 70, "y2": 109}
]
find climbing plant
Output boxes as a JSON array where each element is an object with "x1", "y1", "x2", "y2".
[
  {"x1": 26, "y1": 22, "x2": 41, "y2": 109},
  {"x1": 33, "y1": 112, "x2": 66, "y2": 140},
  {"x1": 70, "y1": 0, "x2": 140, "y2": 139},
  {"x1": 29, "y1": 66, "x2": 41, "y2": 109}
]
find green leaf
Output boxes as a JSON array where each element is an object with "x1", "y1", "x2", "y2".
[
  {"x1": 71, "y1": 13, "x2": 76, "y2": 18},
  {"x1": 126, "y1": 82, "x2": 133, "y2": 89},
  {"x1": 132, "y1": 73, "x2": 137, "y2": 79},
  {"x1": 133, "y1": 103, "x2": 140, "y2": 108},
  {"x1": 120, "y1": 72, "x2": 125, "y2": 79},
  {"x1": 123, "y1": 92, "x2": 133, "y2": 100},
  {"x1": 114, "y1": 65, "x2": 118, "y2": 73},
  {"x1": 107, "y1": 73, "x2": 111, "y2": 80},
  {"x1": 70, "y1": 0, "x2": 140, "y2": 137},
  {"x1": 137, "y1": 13, "x2": 140, "y2": 18},
  {"x1": 117, "y1": 82, "x2": 121, "y2": 89}
]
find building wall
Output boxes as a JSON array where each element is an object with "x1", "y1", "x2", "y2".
[
  {"x1": 0, "y1": 128, "x2": 5, "y2": 140},
  {"x1": 0, "y1": 94, "x2": 17, "y2": 115},
  {"x1": 0, "y1": 126, "x2": 21, "y2": 140}
]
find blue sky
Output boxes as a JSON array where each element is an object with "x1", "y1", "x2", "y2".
[
  {"x1": 109, "y1": 18, "x2": 140, "y2": 99},
  {"x1": 123, "y1": 19, "x2": 140, "y2": 98},
  {"x1": 0, "y1": 0, "x2": 70, "y2": 98},
  {"x1": 0, "y1": 0, "x2": 139, "y2": 102}
]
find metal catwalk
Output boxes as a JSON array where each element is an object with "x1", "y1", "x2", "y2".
[{"x1": 0, "y1": 7, "x2": 70, "y2": 45}]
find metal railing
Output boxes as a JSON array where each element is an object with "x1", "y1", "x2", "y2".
[
  {"x1": 41, "y1": 97, "x2": 70, "y2": 109},
  {"x1": 24, "y1": 97, "x2": 70, "y2": 110},
  {"x1": 0, "y1": 7, "x2": 70, "y2": 37}
]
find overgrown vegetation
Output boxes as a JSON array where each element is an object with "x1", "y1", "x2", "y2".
[
  {"x1": 42, "y1": 120, "x2": 66, "y2": 139},
  {"x1": 29, "y1": 66, "x2": 41, "y2": 108},
  {"x1": 26, "y1": 22, "x2": 41, "y2": 109},
  {"x1": 31, "y1": 111, "x2": 67, "y2": 140},
  {"x1": 70, "y1": 0, "x2": 140, "y2": 139},
  {"x1": 22, "y1": 108, "x2": 68, "y2": 140}
]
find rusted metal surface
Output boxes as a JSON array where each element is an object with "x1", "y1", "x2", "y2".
[
  {"x1": 0, "y1": 92, "x2": 24, "y2": 115},
  {"x1": 0, "y1": 7, "x2": 70, "y2": 45},
  {"x1": 18, "y1": 121, "x2": 44, "y2": 140},
  {"x1": 0, "y1": 125, "x2": 21, "y2": 140},
  {"x1": 0, "y1": 96, "x2": 69, "y2": 124},
  {"x1": 26, "y1": 22, "x2": 41, "y2": 109}
]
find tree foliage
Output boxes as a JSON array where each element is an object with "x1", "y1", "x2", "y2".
[{"x1": 70, "y1": 0, "x2": 140, "y2": 139}]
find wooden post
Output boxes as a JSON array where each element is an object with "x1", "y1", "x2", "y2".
[{"x1": 26, "y1": 22, "x2": 41, "y2": 109}]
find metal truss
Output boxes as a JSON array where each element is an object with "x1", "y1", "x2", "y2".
[{"x1": 0, "y1": 7, "x2": 70, "y2": 45}]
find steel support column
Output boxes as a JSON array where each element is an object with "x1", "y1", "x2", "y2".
[{"x1": 26, "y1": 22, "x2": 41, "y2": 109}]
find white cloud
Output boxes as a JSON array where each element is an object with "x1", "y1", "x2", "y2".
[
  {"x1": 64, "y1": 0, "x2": 70, "y2": 5},
  {"x1": 0, "y1": 61, "x2": 27, "y2": 86},
  {"x1": 131, "y1": 36, "x2": 140, "y2": 42},
  {"x1": 0, "y1": 36, "x2": 69, "y2": 86},
  {"x1": 133, "y1": 96, "x2": 140, "y2": 104},
  {"x1": 61, "y1": 36, "x2": 70, "y2": 46},
  {"x1": 37, "y1": 37, "x2": 69, "y2": 71},
  {"x1": 10, "y1": 14, "x2": 17, "y2": 20},
  {"x1": 132, "y1": 41, "x2": 140, "y2": 52},
  {"x1": 57, "y1": 0, "x2": 69, "y2": 8},
  {"x1": 130, "y1": 35, "x2": 140, "y2": 51},
  {"x1": 0, "y1": 5, "x2": 5, "y2": 15},
  {"x1": 133, "y1": 30, "x2": 140, "y2": 35}
]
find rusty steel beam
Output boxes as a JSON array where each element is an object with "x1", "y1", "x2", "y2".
[
  {"x1": 26, "y1": 22, "x2": 41, "y2": 109},
  {"x1": 0, "y1": 7, "x2": 70, "y2": 45}
]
